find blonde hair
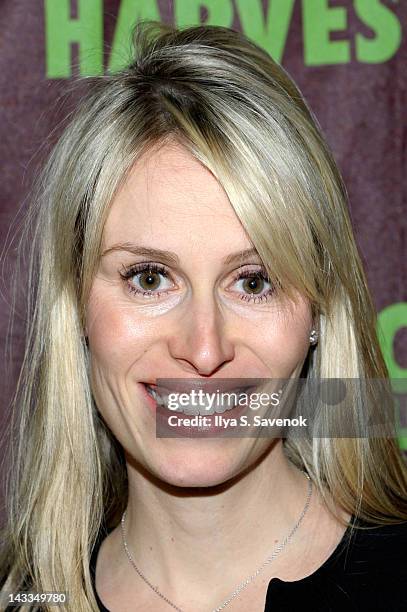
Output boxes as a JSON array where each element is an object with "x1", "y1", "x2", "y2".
[{"x1": 1, "y1": 20, "x2": 406, "y2": 611}]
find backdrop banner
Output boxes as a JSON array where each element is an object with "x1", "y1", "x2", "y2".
[{"x1": 0, "y1": 1, "x2": 406, "y2": 469}]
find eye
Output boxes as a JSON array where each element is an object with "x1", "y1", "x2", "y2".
[
  {"x1": 119, "y1": 263, "x2": 175, "y2": 297},
  {"x1": 119, "y1": 263, "x2": 276, "y2": 303},
  {"x1": 229, "y1": 267, "x2": 275, "y2": 303}
]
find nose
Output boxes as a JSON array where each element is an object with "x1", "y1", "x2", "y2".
[{"x1": 167, "y1": 298, "x2": 235, "y2": 376}]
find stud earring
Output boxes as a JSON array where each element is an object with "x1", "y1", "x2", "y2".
[{"x1": 309, "y1": 329, "x2": 319, "y2": 345}]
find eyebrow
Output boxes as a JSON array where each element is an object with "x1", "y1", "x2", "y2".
[{"x1": 101, "y1": 243, "x2": 260, "y2": 266}]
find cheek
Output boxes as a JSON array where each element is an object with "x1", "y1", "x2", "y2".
[
  {"x1": 85, "y1": 286, "x2": 156, "y2": 372},
  {"x1": 251, "y1": 300, "x2": 312, "y2": 373}
]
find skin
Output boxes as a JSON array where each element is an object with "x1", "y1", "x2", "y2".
[{"x1": 86, "y1": 141, "x2": 349, "y2": 611}]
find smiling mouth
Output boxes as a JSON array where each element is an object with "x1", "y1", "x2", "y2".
[{"x1": 143, "y1": 383, "x2": 250, "y2": 416}]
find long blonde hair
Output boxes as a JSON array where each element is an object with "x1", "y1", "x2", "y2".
[{"x1": 1, "y1": 20, "x2": 406, "y2": 611}]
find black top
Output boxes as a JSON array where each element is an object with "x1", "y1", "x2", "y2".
[{"x1": 90, "y1": 517, "x2": 407, "y2": 611}]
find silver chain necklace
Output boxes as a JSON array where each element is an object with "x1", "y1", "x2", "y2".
[{"x1": 121, "y1": 470, "x2": 312, "y2": 612}]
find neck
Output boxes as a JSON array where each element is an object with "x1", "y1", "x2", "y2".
[{"x1": 121, "y1": 442, "x2": 311, "y2": 595}]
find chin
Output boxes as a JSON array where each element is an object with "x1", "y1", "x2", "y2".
[{"x1": 152, "y1": 440, "x2": 249, "y2": 488}]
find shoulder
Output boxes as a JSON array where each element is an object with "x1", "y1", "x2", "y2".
[
  {"x1": 322, "y1": 517, "x2": 407, "y2": 586},
  {"x1": 328, "y1": 519, "x2": 407, "y2": 610},
  {"x1": 90, "y1": 521, "x2": 111, "y2": 575},
  {"x1": 340, "y1": 518, "x2": 407, "y2": 568},
  {"x1": 89, "y1": 522, "x2": 115, "y2": 611},
  {"x1": 266, "y1": 518, "x2": 407, "y2": 611}
]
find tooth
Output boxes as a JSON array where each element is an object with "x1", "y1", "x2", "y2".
[
  {"x1": 214, "y1": 401, "x2": 227, "y2": 413},
  {"x1": 147, "y1": 386, "x2": 167, "y2": 407},
  {"x1": 196, "y1": 406, "x2": 211, "y2": 415},
  {"x1": 183, "y1": 404, "x2": 199, "y2": 415},
  {"x1": 200, "y1": 405, "x2": 214, "y2": 415},
  {"x1": 158, "y1": 394, "x2": 167, "y2": 407},
  {"x1": 147, "y1": 387, "x2": 246, "y2": 416}
]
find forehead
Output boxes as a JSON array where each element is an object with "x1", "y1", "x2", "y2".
[{"x1": 102, "y1": 142, "x2": 250, "y2": 253}]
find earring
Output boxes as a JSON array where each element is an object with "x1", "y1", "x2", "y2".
[{"x1": 309, "y1": 329, "x2": 319, "y2": 345}]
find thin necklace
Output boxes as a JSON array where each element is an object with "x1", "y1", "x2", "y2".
[{"x1": 121, "y1": 470, "x2": 312, "y2": 612}]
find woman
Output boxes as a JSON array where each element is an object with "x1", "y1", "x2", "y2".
[{"x1": 1, "y1": 20, "x2": 406, "y2": 612}]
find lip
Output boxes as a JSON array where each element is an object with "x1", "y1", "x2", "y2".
[
  {"x1": 145, "y1": 377, "x2": 264, "y2": 395},
  {"x1": 139, "y1": 382, "x2": 252, "y2": 437}
]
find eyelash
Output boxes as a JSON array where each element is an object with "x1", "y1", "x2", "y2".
[
  {"x1": 119, "y1": 263, "x2": 170, "y2": 299},
  {"x1": 119, "y1": 263, "x2": 275, "y2": 303}
]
